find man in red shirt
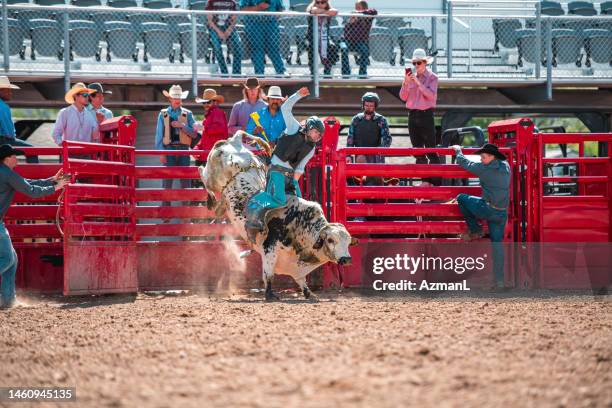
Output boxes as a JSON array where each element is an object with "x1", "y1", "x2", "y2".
[{"x1": 192, "y1": 89, "x2": 228, "y2": 192}]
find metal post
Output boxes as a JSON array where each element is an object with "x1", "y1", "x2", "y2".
[
  {"x1": 446, "y1": 0, "x2": 453, "y2": 78},
  {"x1": 2, "y1": 0, "x2": 9, "y2": 72},
  {"x1": 191, "y1": 12, "x2": 198, "y2": 99},
  {"x1": 545, "y1": 18, "x2": 552, "y2": 101},
  {"x1": 63, "y1": 10, "x2": 70, "y2": 93},
  {"x1": 535, "y1": 2, "x2": 541, "y2": 79},
  {"x1": 312, "y1": 15, "x2": 320, "y2": 98},
  {"x1": 431, "y1": 16, "x2": 437, "y2": 74}
]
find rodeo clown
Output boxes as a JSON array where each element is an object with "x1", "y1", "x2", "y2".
[{"x1": 244, "y1": 86, "x2": 325, "y2": 242}]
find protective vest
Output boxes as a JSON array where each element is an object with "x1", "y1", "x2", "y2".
[
  {"x1": 273, "y1": 128, "x2": 316, "y2": 169},
  {"x1": 162, "y1": 107, "x2": 192, "y2": 146},
  {"x1": 352, "y1": 115, "x2": 381, "y2": 147}
]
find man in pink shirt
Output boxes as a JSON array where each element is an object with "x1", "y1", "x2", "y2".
[{"x1": 399, "y1": 48, "x2": 440, "y2": 184}]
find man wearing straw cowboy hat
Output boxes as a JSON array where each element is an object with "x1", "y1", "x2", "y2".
[
  {"x1": 399, "y1": 48, "x2": 441, "y2": 185},
  {"x1": 0, "y1": 145, "x2": 69, "y2": 309},
  {"x1": 52, "y1": 82, "x2": 99, "y2": 146},
  {"x1": 0, "y1": 77, "x2": 38, "y2": 163},
  {"x1": 155, "y1": 85, "x2": 197, "y2": 205},
  {"x1": 194, "y1": 88, "x2": 228, "y2": 154}
]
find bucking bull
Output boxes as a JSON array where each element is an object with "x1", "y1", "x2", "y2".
[{"x1": 199, "y1": 131, "x2": 357, "y2": 301}]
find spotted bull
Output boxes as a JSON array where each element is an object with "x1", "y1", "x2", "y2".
[{"x1": 199, "y1": 131, "x2": 357, "y2": 301}]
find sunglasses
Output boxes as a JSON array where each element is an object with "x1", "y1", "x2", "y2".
[
  {"x1": 315, "y1": 1, "x2": 327, "y2": 4},
  {"x1": 412, "y1": 61, "x2": 425, "y2": 66},
  {"x1": 202, "y1": 101, "x2": 212, "y2": 105},
  {"x1": 78, "y1": 93, "x2": 90, "y2": 98}
]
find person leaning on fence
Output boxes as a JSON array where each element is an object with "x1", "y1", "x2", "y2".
[
  {"x1": 86, "y1": 82, "x2": 114, "y2": 125},
  {"x1": 245, "y1": 86, "x2": 287, "y2": 145},
  {"x1": 341, "y1": 0, "x2": 377, "y2": 78},
  {"x1": 244, "y1": 87, "x2": 325, "y2": 243},
  {"x1": 207, "y1": 0, "x2": 242, "y2": 76},
  {"x1": 52, "y1": 83, "x2": 99, "y2": 146},
  {"x1": 0, "y1": 145, "x2": 69, "y2": 309},
  {"x1": 239, "y1": 0, "x2": 286, "y2": 76},
  {"x1": 307, "y1": 0, "x2": 339, "y2": 77},
  {"x1": 0, "y1": 77, "x2": 38, "y2": 164},
  {"x1": 155, "y1": 85, "x2": 197, "y2": 205},
  {"x1": 347, "y1": 92, "x2": 391, "y2": 164},
  {"x1": 228, "y1": 77, "x2": 267, "y2": 134},
  {"x1": 193, "y1": 89, "x2": 228, "y2": 166},
  {"x1": 399, "y1": 48, "x2": 440, "y2": 185},
  {"x1": 452, "y1": 143, "x2": 510, "y2": 290}
]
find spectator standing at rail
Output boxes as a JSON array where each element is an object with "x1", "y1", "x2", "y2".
[
  {"x1": 86, "y1": 82, "x2": 114, "y2": 125},
  {"x1": 347, "y1": 92, "x2": 391, "y2": 164},
  {"x1": 239, "y1": 0, "x2": 286, "y2": 76},
  {"x1": 399, "y1": 48, "x2": 440, "y2": 185},
  {"x1": 341, "y1": 0, "x2": 377, "y2": 78},
  {"x1": 452, "y1": 143, "x2": 510, "y2": 290},
  {"x1": 193, "y1": 89, "x2": 228, "y2": 163},
  {"x1": 307, "y1": 0, "x2": 339, "y2": 77},
  {"x1": 245, "y1": 86, "x2": 286, "y2": 145},
  {"x1": 0, "y1": 145, "x2": 68, "y2": 309},
  {"x1": 52, "y1": 83, "x2": 99, "y2": 145},
  {"x1": 0, "y1": 77, "x2": 38, "y2": 164},
  {"x1": 228, "y1": 77, "x2": 267, "y2": 134},
  {"x1": 207, "y1": 0, "x2": 242, "y2": 76},
  {"x1": 155, "y1": 85, "x2": 197, "y2": 206}
]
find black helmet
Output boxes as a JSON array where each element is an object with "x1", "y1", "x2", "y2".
[
  {"x1": 361, "y1": 92, "x2": 380, "y2": 108},
  {"x1": 305, "y1": 116, "x2": 325, "y2": 134}
]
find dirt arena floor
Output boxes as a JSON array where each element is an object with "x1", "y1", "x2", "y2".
[{"x1": 1, "y1": 291, "x2": 611, "y2": 408}]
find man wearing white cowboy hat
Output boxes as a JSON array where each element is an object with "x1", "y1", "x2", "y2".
[
  {"x1": 52, "y1": 82, "x2": 99, "y2": 146},
  {"x1": 399, "y1": 48, "x2": 441, "y2": 185},
  {"x1": 155, "y1": 85, "x2": 197, "y2": 203},
  {"x1": 245, "y1": 85, "x2": 286, "y2": 144},
  {"x1": 0, "y1": 77, "x2": 38, "y2": 163}
]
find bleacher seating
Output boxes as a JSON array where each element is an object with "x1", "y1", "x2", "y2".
[
  {"x1": 69, "y1": 19, "x2": 101, "y2": 60},
  {"x1": 567, "y1": 0, "x2": 597, "y2": 15},
  {"x1": 104, "y1": 20, "x2": 138, "y2": 61}
]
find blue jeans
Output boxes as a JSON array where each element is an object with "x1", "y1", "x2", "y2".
[
  {"x1": 457, "y1": 194, "x2": 507, "y2": 284},
  {"x1": 0, "y1": 223, "x2": 18, "y2": 307},
  {"x1": 245, "y1": 21, "x2": 285, "y2": 75},
  {"x1": 341, "y1": 40, "x2": 369, "y2": 76},
  {"x1": 0, "y1": 136, "x2": 39, "y2": 163},
  {"x1": 209, "y1": 28, "x2": 242, "y2": 75},
  {"x1": 163, "y1": 145, "x2": 191, "y2": 206},
  {"x1": 246, "y1": 168, "x2": 300, "y2": 229}
]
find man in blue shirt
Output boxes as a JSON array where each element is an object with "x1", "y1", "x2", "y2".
[
  {"x1": 245, "y1": 85, "x2": 286, "y2": 144},
  {"x1": 239, "y1": 0, "x2": 286, "y2": 75},
  {"x1": 155, "y1": 85, "x2": 197, "y2": 206},
  {"x1": 0, "y1": 145, "x2": 68, "y2": 308},
  {"x1": 0, "y1": 76, "x2": 38, "y2": 163},
  {"x1": 453, "y1": 143, "x2": 511, "y2": 289}
]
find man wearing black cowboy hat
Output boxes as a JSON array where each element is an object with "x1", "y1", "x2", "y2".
[
  {"x1": 452, "y1": 143, "x2": 510, "y2": 290},
  {"x1": 0, "y1": 145, "x2": 68, "y2": 308}
]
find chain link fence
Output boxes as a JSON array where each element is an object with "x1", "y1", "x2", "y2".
[{"x1": 2, "y1": 2, "x2": 612, "y2": 84}]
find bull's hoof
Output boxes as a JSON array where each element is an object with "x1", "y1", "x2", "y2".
[
  {"x1": 265, "y1": 290, "x2": 280, "y2": 301},
  {"x1": 303, "y1": 288, "x2": 319, "y2": 302}
]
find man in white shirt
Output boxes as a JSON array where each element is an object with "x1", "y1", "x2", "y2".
[{"x1": 52, "y1": 83, "x2": 99, "y2": 146}]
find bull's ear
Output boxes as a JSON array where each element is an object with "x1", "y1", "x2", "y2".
[
  {"x1": 206, "y1": 192, "x2": 217, "y2": 210},
  {"x1": 350, "y1": 237, "x2": 359, "y2": 246}
]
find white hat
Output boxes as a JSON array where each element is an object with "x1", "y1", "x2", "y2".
[
  {"x1": 266, "y1": 86, "x2": 284, "y2": 99},
  {"x1": 162, "y1": 84, "x2": 189, "y2": 100},
  {"x1": 0, "y1": 76, "x2": 20, "y2": 90},
  {"x1": 411, "y1": 48, "x2": 434, "y2": 64}
]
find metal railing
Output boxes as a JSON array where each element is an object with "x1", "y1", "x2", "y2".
[{"x1": 1, "y1": 1, "x2": 612, "y2": 96}]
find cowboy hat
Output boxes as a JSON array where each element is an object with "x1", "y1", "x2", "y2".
[
  {"x1": 0, "y1": 144, "x2": 25, "y2": 160},
  {"x1": 65, "y1": 82, "x2": 95, "y2": 104},
  {"x1": 87, "y1": 82, "x2": 112, "y2": 95},
  {"x1": 195, "y1": 88, "x2": 225, "y2": 104},
  {"x1": 0, "y1": 76, "x2": 19, "y2": 90},
  {"x1": 474, "y1": 143, "x2": 507, "y2": 161},
  {"x1": 411, "y1": 48, "x2": 434, "y2": 64},
  {"x1": 244, "y1": 77, "x2": 261, "y2": 89},
  {"x1": 266, "y1": 86, "x2": 284, "y2": 99},
  {"x1": 162, "y1": 85, "x2": 189, "y2": 100}
]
